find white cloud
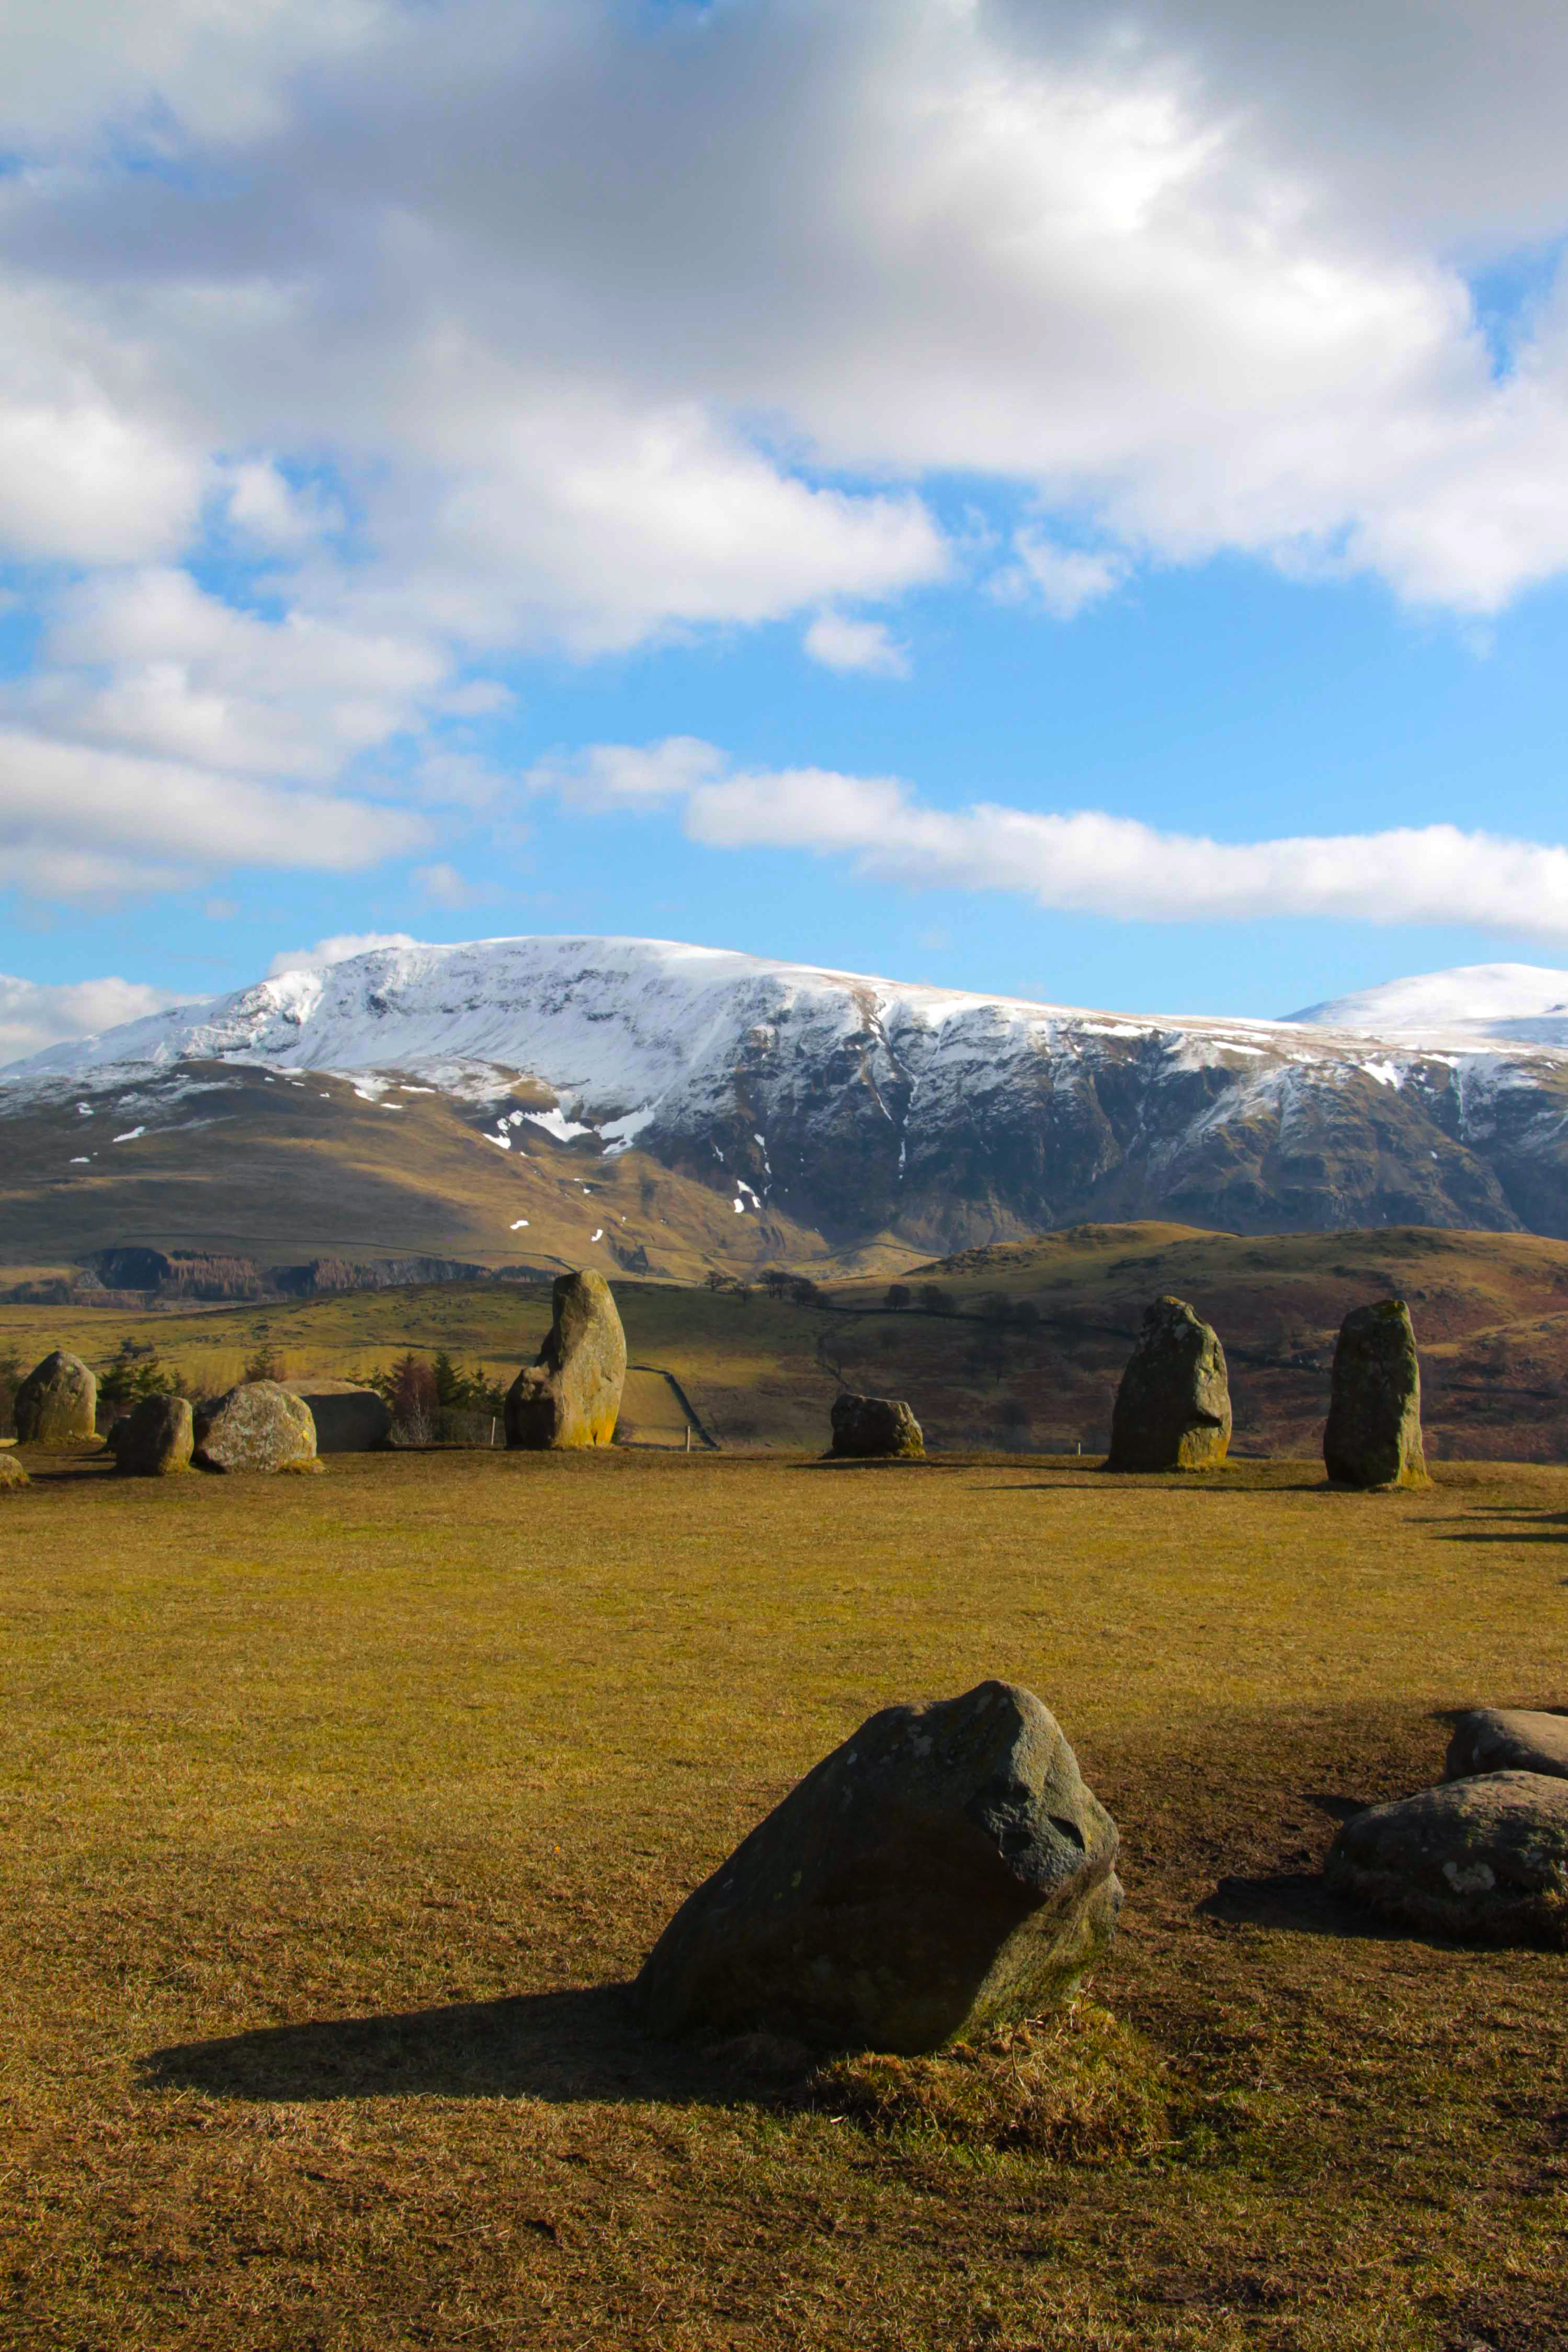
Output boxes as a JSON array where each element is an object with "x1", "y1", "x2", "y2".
[
  {"x1": 997, "y1": 534, "x2": 1129, "y2": 620},
  {"x1": 804, "y1": 612, "x2": 911, "y2": 678},
  {"x1": 0, "y1": 728, "x2": 427, "y2": 897},
  {"x1": 6, "y1": 0, "x2": 1568, "y2": 910},
  {"x1": 414, "y1": 861, "x2": 475, "y2": 909},
  {"x1": 266, "y1": 930, "x2": 420, "y2": 978},
  {"x1": 535, "y1": 739, "x2": 1568, "y2": 943},
  {"x1": 524, "y1": 735, "x2": 728, "y2": 810},
  {"x1": 0, "y1": 972, "x2": 184, "y2": 1062}
]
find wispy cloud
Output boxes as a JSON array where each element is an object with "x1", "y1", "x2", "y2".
[
  {"x1": 535, "y1": 737, "x2": 1568, "y2": 941},
  {"x1": 803, "y1": 612, "x2": 912, "y2": 678}
]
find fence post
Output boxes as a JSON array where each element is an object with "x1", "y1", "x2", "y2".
[
  {"x1": 491, "y1": 1416, "x2": 497, "y2": 1448},
  {"x1": 685, "y1": 1423, "x2": 691, "y2": 1453}
]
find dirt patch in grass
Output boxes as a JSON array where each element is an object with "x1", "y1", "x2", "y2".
[{"x1": 2, "y1": 1449, "x2": 1567, "y2": 2349}]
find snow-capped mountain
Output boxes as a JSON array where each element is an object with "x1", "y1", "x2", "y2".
[
  {"x1": 7, "y1": 935, "x2": 1568, "y2": 1256},
  {"x1": 1290, "y1": 962, "x2": 1568, "y2": 1046}
]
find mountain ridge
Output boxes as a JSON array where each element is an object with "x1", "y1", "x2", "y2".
[{"x1": 6, "y1": 934, "x2": 1568, "y2": 1266}]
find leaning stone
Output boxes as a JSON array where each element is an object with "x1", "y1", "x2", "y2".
[
  {"x1": 1326, "y1": 1772, "x2": 1568, "y2": 1945},
  {"x1": 194, "y1": 1381, "x2": 317, "y2": 1473},
  {"x1": 1323, "y1": 1298, "x2": 1427, "y2": 1489},
  {"x1": 113, "y1": 1393, "x2": 194, "y2": 1478},
  {"x1": 505, "y1": 1270, "x2": 626, "y2": 1449},
  {"x1": 291, "y1": 1385, "x2": 392, "y2": 1453},
  {"x1": 830, "y1": 1393, "x2": 925, "y2": 1459},
  {"x1": 1445, "y1": 1708, "x2": 1568, "y2": 1785},
  {"x1": 1105, "y1": 1296, "x2": 1231, "y2": 1472},
  {"x1": 0, "y1": 1453, "x2": 29, "y2": 1493},
  {"x1": 635, "y1": 1678, "x2": 1122, "y2": 2054},
  {"x1": 13, "y1": 1350, "x2": 97, "y2": 1448}
]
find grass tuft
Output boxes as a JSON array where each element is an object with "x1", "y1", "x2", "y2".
[{"x1": 804, "y1": 1998, "x2": 1172, "y2": 2162}]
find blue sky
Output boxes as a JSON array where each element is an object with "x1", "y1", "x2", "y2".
[{"x1": 5, "y1": 1, "x2": 1568, "y2": 1056}]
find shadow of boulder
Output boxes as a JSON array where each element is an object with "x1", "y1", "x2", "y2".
[{"x1": 140, "y1": 1983, "x2": 811, "y2": 2107}]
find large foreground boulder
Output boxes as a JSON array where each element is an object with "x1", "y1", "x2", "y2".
[
  {"x1": 112, "y1": 1393, "x2": 194, "y2": 1477},
  {"x1": 830, "y1": 1393, "x2": 924, "y2": 1459},
  {"x1": 505, "y1": 1270, "x2": 626, "y2": 1449},
  {"x1": 0, "y1": 1453, "x2": 28, "y2": 1493},
  {"x1": 14, "y1": 1350, "x2": 97, "y2": 1448},
  {"x1": 1445, "y1": 1708, "x2": 1568, "y2": 1785},
  {"x1": 1326, "y1": 1772, "x2": 1568, "y2": 1945},
  {"x1": 1105, "y1": 1296, "x2": 1231, "y2": 1472},
  {"x1": 194, "y1": 1381, "x2": 317, "y2": 1472},
  {"x1": 1323, "y1": 1299, "x2": 1427, "y2": 1489},
  {"x1": 635, "y1": 1679, "x2": 1122, "y2": 2054},
  {"x1": 291, "y1": 1384, "x2": 392, "y2": 1453}
]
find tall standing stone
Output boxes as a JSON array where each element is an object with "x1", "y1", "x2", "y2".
[
  {"x1": 13, "y1": 1350, "x2": 97, "y2": 1448},
  {"x1": 1105, "y1": 1296, "x2": 1231, "y2": 1472},
  {"x1": 635, "y1": 1680, "x2": 1122, "y2": 2054},
  {"x1": 505, "y1": 1270, "x2": 626, "y2": 1449},
  {"x1": 1323, "y1": 1299, "x2": 1427, "y2": 1489}
]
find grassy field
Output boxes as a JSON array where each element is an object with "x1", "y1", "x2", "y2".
[{"x1": 3, "y1": 1445, "x2": 1567, "y2": 2350}]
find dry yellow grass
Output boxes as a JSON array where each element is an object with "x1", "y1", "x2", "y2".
[{"x1": 2, "y1": 1447, "x2": 1567, "y2": 2349}]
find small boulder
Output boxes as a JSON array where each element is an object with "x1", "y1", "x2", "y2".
[
  {"x1": 13, "y1": 1350, "x2": 97, "y2": 1448},
  {"x1": 194, "y1": 1381, "x2": 317, "y2": 1473},
  {"x1": 1326, "y1": 1772, "x2": 1568, "y2": 1945},
  {"x1": 635, "y1": 1679, "x2": 1122, "y2": 2054},
  {"x1": 1323, "y1": 1298, "x2": 1427, "y2": 1489},
  {"x1": 1105, "y1": 1297, "x2": 1231, "y2": 1472},
  {"x1": 113, "y1": 1393, "x2": 194, "y2": 1477},
  {"x1": 1445, "y1": 1708, "x2": 1568, "y2": 1785},
  {"x1": 505, "y1": 1270, "x2": 626, "y2": 1449},
  {"x1": 0, "y1": 1452, "x2": 29, "y2": 1494},
  {"x1": 292, "y1": 1385, "x2": 392, "y2": 1453},
  {"x1": 830, "y1": 1392, "x2": 925, "y2": 1460}
]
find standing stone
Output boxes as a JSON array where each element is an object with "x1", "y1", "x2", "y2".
[
  {"x1": 1326, "y1": 1772, "x2": 1568, "y2": 1945},
  {"x1": 113, "y1": 1393, "x2": 194, "y2": 1477},
  {"x1": 1105, "y1": 1297, "x2": 1231, "y2": 1472},
  {"x1": 635, "y1": 1679, "x2": 1122, "y2": 2054},
  {"x1": 194, "y1": 1381, "x2": 317, "y2": 1472},
  {"x1": 1444, "y1": 1708, "x2": 1568, "y2": 1785},
  {"x1": 505, "y1": 1270, "x2": 626, "y2": 1449},
  {"x1": 830, "y1": 1393, "x2": 925, "y2": 1459},
  {"x1": 13, "y1": 1350, "x2": 97, "y2": 1448},
  {"x1": 1323, "y1": 1299, "x2": 1427, "y2": 1489},
  {"x1": 0, "y1": 1453, "x2": 29, "y2": 1493}
]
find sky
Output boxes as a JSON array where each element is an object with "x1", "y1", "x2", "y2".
[{"x1": 6, "y1": 0, "x2": 1568, "y2": 1061}]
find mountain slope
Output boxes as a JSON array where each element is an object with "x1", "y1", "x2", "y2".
[{"x1": 6, "y1": 934, "x2": 1568, "y2": 1270}]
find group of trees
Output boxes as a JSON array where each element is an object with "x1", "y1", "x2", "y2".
[
  {"x1": 97, "y1": 1339, "x2": 194, "y2": 1416},
  {"x1": 362, "y1": 1351, "x2": 507, "y2": 1442}
]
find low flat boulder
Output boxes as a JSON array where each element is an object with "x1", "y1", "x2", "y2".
[
  {"x1": 1326, "y1": 1771, "x2": 1568, "y2": 1945},
  {"x1": 1105, "y1": 1297, "x2": 1230, "y2": 1472},
  {"x1": 0, "y1": 1453, "x2": 28, "y2": 1493},
  {"x1": 14, "y1": 1350, "x2": 97, "y2": 1448},
  {"x1": 194, "y1": 1381, "x2": 317, "y2": 1473},
  {"x1": 830, "y1": 1393, "x2": 925, "y2": 1460},
  {"x1": 113, "y1": 1393, "x2": 194, "y2": 1477},
  {"x1": 506, "y1": 1270, "x2": 626, "y2": 1449},
  {"x1": 1324, "y1": 1298, "x2": 1427, "y2": 1489},
  {"x1": 1445, "y1": 1708, "x2": 1568, "y2": 1785},
  {"x1": 291, "y1": 1385, "x2": 392, "y2": 1453},
  {"x1": 635, "y1": 1679, "x2": 1122, "y2": 2054}
]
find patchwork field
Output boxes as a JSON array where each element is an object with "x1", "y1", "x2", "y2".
[{"x1": 3, "y1": 1446, "x2": 1566, "y2": 2350}]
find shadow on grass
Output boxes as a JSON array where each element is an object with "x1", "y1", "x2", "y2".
[
  {"x1": 1199, "y1": 1873, "x2": 1420, "y2": 1943},
  {"x1": 140, "y1": 1984, "x2": 798, "y2": 2107}
]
